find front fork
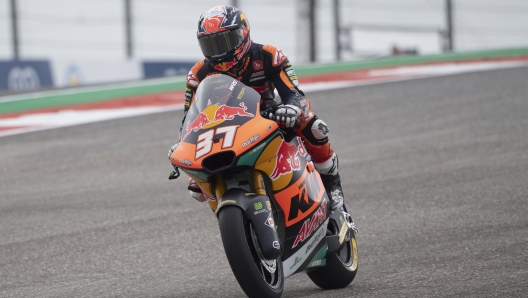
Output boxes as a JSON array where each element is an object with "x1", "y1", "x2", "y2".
[
  {"x1": 213, "y1": 169, "x2": 281, "y2": 260},
  {"x1": 208, "y1": 169, "x2": 267, "y2": 212},
  {"x1": 208, "y1": 174, "x2": 226, "y2": 212}
]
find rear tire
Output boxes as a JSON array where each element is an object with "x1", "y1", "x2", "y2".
[
  {"x1": 219, "y1": 206, "x2": 284, "y2": 298},
  {"x1": 307, "y1": 229, "x2": 358, "y2": 289}
]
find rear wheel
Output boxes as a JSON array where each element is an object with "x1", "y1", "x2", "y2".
[
  {"x1": 307, "y1": 217, "x2": 358, "y2": 289},
  {"x1": 219, "y1": 206, "x2": 284, "y2": 298}
]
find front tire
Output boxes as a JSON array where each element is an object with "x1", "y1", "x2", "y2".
[
  {"x1": 219, "y1": 206, "x2": 284, "y2": 298},
  {"x1": 307, "y1": 224, "x2": 358, "y2": 289}
]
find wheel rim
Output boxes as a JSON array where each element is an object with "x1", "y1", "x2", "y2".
[
  {"x1": 337, "y1": 236, "x2": 353, "y2": 266},
  {"x1": 328, "y1": 219, "x2": 358, "y2": 270},
  {"x1": 248, "y1": 221, "x2": 282, "y2": 289},
  {"x1": 349, "y1": 237, "x2": 359, "y2": 271}
]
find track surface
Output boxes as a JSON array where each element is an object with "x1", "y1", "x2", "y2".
[{"x1": 1, "y1": 67, "x2": 527, "y2": 297}]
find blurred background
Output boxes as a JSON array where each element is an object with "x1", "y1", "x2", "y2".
[{"x1": 1, "y1": 0, "x2": 527, "y2": 92}]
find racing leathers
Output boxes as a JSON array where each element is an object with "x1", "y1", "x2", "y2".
[{"x1": 180, "y1": 42, "x2": 344, "y2": 210}]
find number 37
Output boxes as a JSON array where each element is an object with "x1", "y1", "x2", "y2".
[{"x1": 196, "y1": 125, "x2": 238, "y2": 159}]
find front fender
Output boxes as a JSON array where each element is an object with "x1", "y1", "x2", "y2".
[{"x1": 216, "y1": 188, "x2": 281, "y2": 260}]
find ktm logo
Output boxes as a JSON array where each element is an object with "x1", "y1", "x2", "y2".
[{"x1": 288, "y1": 173, "x2": 322, "y2": 221}]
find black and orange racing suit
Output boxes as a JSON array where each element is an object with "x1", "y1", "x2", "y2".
[{"x1": 182, "y1": 42, "x2": 337, "y2": 172}]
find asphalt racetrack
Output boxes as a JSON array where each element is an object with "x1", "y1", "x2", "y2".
[{"x1": 1, "y1": 67, "x2": 527, "y2": 298}]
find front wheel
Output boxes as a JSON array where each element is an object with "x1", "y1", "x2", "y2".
[
  {"x1": 219, "y1": 206, "x2": 284, "y2": 298},
  {"x1": 307, "y1": 222, "x2": 358, "y2": 289}
]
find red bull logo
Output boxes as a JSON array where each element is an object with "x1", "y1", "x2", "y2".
[
  {"x1": 270, "y1": 137, "x2": 307, "y2": 180},
  {"x1": 213, "y1": 102, "x2": 254, "y2": 121},
  {"x1": 183, "y1": 112, "x2": 210, "y2": 140},
  {"x1": 297, "y1": 137, "x2": 307, "y2": 156},
  {"x1": 183, "y1": 102, "x2": 254, "y2": 140},
  {"x1": 214, "y1": 61, "x2": 238, "y2": 72}
]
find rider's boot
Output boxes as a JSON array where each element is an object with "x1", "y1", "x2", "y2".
[
  {"x1": 319, "y1": 172, "x2": 345, "y2": 211},
  {"x1": 314, "y1": 153, "x2": 358, "y2": 233},
  {"x1": 312, "y1": 153, "x2": 344, "y2": 211}
]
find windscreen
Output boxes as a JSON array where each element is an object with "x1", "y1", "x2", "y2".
[{"x1": 181, "y1": 74, "x2": 261, "y2": 143}]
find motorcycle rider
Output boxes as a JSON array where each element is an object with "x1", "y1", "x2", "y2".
[{"x1": 170, "y1": 6, "x2": 346, "y2": 212}]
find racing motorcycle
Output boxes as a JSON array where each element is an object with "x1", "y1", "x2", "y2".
[{"x1": 169, "y1": 74, "x2": 358, "y2": 298}]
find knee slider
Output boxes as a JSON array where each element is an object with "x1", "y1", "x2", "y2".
[{"x1": 311, "y1": 119, "x2": 330, "y2": 141}]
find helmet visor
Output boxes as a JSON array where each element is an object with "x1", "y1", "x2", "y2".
[{"x1": 198, "y1": 27, "x2": 245, "y2": 58}]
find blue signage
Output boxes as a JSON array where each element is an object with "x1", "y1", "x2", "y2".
[
  {"x1": 0, "y1": 60, "x2": 54, "y2": 91},
  {"x1": 142, "y1": 61, "x2": 195, "y2": 79}
]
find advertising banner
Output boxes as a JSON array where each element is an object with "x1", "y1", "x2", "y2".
[
  {"x1": 51, "y1": 59, "x2": 142, "y2": 88},
  {"x1": 0, "y1": 61, "x2": 54, "y2": 92},
  {"x1": 142, "y1": 61, "x2": 195, "y2": 79}
]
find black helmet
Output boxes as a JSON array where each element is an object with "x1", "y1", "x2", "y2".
[{"x1": 197, "y1": 6, "x2": 251, "y2": 72}]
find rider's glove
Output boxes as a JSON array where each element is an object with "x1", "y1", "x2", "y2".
[
  {"x1": 260, "y1": 110, "x2": 275, "y2": 120},
  {"x1": 274, "y1": 104, "x2": 302, "y2": 127},
  {"x1": 168, "y1": 143, "x2": 178, "y2": 160}
]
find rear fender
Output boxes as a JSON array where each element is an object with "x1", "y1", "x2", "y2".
[{"x1": 216, "y1": 188, "x2": 281, "y2": 260}]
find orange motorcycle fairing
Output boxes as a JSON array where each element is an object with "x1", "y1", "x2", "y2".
[
  {"x1": 171, "y1": 115, "x2": 277, "y2": 167},
  {"x1": 253, "y1": 135, "x2": 310, "y2": 192},
  {"x1": 273, "y1": 167, "x2": 326, "y2": 227}
]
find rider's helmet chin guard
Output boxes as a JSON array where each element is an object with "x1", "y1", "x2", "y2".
[{"x1": 197, "y1": 6, "x2": 251, "y2": 72}]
